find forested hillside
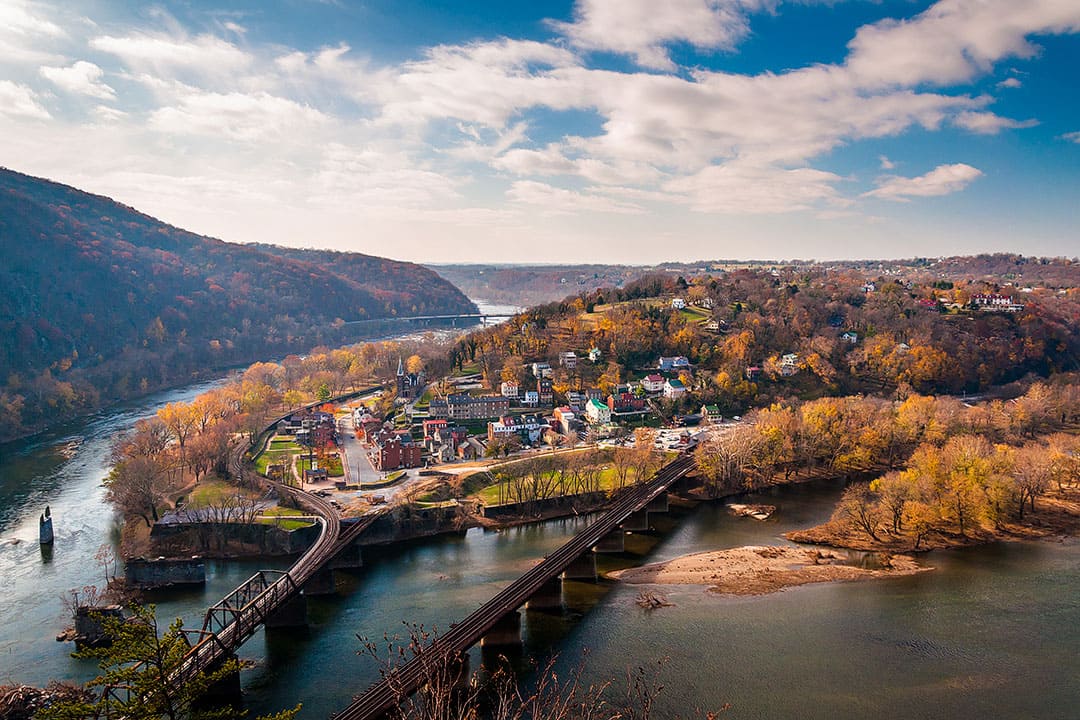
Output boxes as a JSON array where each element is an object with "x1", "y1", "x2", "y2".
[
  {"x1": 0, "y1": 168, "x2": 476, "y2": 441},
  {"x1": 451, "y1": 266, "x2": 1080, "y2": 413}
]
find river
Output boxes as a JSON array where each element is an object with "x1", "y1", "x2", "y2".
[{"x1": 1, "y1": 317, "x2": 1078, "y2": 717}]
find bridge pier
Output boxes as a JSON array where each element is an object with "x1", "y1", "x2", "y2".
[
  {"x1": 594, "y1": 530, "x2": 625, "y2": 553},
  {"x1": 304, "y1": 568, "x2": 336, "y2": 596},
  {"x1": 563, "y1": 552, "x2": 597, "y2": 581},
  {"x1": 621, "y1": 509, "x2": 650, "y2": 532},
  {"x1": 191, "y1": 655, "x2": 243, "y2": 711},
  {"x1": 480, "y1": 610, "x2": 522, "y2": 649},
  {"x1": 526, "y1": 577, "x2": 563, "y2": 611},
  {"x1": 265, "y1": 593, "x2": 308, "y2": 629},
  {"x1": 329, "y1": 543, "x2": 363, "y2": 571},
  {"x1": 647, "y1": 493, "x2": 669, "y2": 513}
]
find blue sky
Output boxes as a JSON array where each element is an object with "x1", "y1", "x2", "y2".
[{"x1": 1, "y1": 0, "x2": 1078, "y2": 264}]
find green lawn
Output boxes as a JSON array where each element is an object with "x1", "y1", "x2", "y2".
[
  {"x1": 187, "y1": 479, "x2": 259, "y2": 508},
  {"x1": 473, "y1": 466, "x2": 644, "y2": 506},
  {"x1": 258, "y1": 517, "x2": 315, "y2": 531}
]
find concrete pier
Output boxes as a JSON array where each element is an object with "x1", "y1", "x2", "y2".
[
  {"x1": 303, "y1": 568, "x2": 336, "y2": 596},
  {"x1": 621, "y1": 509, "x2": 650, "y2": 532},
  {"x1": 480, "y1": 610, "x2": 521, "y2": 648},
  {"x1": 265, "y1": 593, "x2": 308, "y2": 629},
  {"x1": 646, "y1": 493, "x2": 669, "y2": 513},
  {"x1": 563, "y1": 552, "x2": 597, "y2": 581},
  {"x1": 39, "y1": 506, "x2": 54, "y2": 545},
  {"x1": 329, "y1": 543, "x2": 363, "y2": 571},
  {"x1": 594, "y1": 530, "x2": 625, "y2": 553},
  {"x1": 191, "y1": 655, "x2": 243, "y2": 711},
  {"x1": 526, "y1": 577, "x2": 563, "y2": 611}
]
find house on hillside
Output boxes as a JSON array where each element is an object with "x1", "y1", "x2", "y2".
[
  {"x1": 658, "y1": 356, "x2": 690, "y2": 371},
  {"x1": 841, "y1": 331, "x2": 858, "y2": 344},
  {"x1": 701, "y1": 405, "x2": 722, "y2": 423},
  {"x1": 642, "y1": 374, "x2": 665, "y2": 394},
  {"x1": 585, "y1": 398, "x2": 611, "y2": 424},
  {"x1": 780, "y1": 353, "x2": 799, "y2": 377},
  {"x1": 664, "y1": 378, "x2": 687, "y2": 399},
  {"x1": 671, "y1": 298, "x2": 687, "y2": 310},
  {"x1": 500, "y1": 381, "x2": 520, "y2": 399},
  {"x1": 559, "y1": 351, "x2": 578, "y2": 369},
  {"x1": 588, "y1": 347, "x2": 602, "y2": 363}
]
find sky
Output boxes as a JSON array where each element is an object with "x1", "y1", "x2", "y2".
[{"x1": 1, "y1": 0, "x2": 1078, "y2": 265}]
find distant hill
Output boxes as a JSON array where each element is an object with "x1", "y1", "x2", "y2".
[{"x1": 0, "y1": 167, "x2": 476, "y2": 441}]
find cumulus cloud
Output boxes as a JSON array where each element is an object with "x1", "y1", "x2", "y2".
[
  {"x1": 863, "y1": 163, "x2": 983, "y2": 201},
  {"x1": 845, "y1": 0, "x2": 1080, "y2": 88},
  {"x1": 1061, "y1": 131, "x2": 1080, "y2": 143},
  {"x1": 0, "y1": 80, "x2": 50, "y2": 119},
  {"x1": 997, "y1": 76, "x2": 1022, "y2": 88},
  {"x1": 40, "y1": 60, "x2": 116, "y2": 99},
  {"x1": 551, "y1": 0, "x2": 769, "y2": 71}
]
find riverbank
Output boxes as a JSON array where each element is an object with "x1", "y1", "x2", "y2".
[
  {"x1": 608, "y1": 545, "x2": 928, "y2": 595},
  {"x1": 785, "y1": 486, "x2": 1080, "y2": 553}
]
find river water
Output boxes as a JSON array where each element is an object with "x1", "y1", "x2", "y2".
[{"x1": 1, "y1": 337, "x2": 1078, "y2": 717}]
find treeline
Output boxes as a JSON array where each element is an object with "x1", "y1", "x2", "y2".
[
  {"x1": 484, "y1": 429, "x2": 664, "y2": 507},
  {"x1": 0, "y1": 167, "x2": 475, "y2": 442},
  {"x1": 693, "y1": 378, "x2": 1080, "y2": 549},
  {"x1": 695, "y1": 377, "x2": 1080, "y2": 494},
  {"x1": 448, "y1": 266, "x2": 1080, "y2": 415}
]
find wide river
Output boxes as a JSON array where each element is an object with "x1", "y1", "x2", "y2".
[{"x1": 1, "y1": 334, "x2": 1078, "y2": 717}]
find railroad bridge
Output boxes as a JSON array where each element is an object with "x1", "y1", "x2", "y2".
[{"x1": 333, "y1": 454, "x2": 698, "y2": 720}]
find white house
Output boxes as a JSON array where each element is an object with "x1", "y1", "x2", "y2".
[
  {"x1": 671, "y1": 298, "x2": 687, "y2": 310},
  {"x1": 522, "y1": 390, "x2": 539, "y2": 406},
  {"x1": 588, "y1": 347, "x2": 602, "y2": 363},
  {"x1": 500, "y1": 381, "x2": 520, "y2": 398},
  {"x1": 642, "y1": 374, "x2": 665, "y2": 393},
  {"x1": 558, "y1": 351, "x2": 578, "y2": 369},
  {"x1": 663, "y1": 378, "x2": 687, "y2": 398},
  {"x1": 658, "y1": 356, "x2": 690, "y2": 371},
  {"x1": 585, "y1": 398, "x2": 612, "y2": 424},
  {"x1": 841, "y1": 331, "x2": 858, "y2": 344},
  {"x1": 780, "y1": 353, "x2": 799, "y2": 377}
]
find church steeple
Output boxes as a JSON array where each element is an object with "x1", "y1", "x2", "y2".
[{"x1": 397, "y1": 356, "x2": 404, "y2": 376}]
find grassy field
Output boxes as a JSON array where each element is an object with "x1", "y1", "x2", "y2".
[{"x1": 186, "y1": 479, "x2": 260, "y2": 508}]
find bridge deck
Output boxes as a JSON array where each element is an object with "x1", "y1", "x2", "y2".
[{"x1": 334, "y1": 454, "x2": 696, "y2": 720}]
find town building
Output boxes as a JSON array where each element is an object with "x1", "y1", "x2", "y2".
[
  {"x1": 396, "y1": 357, "x2": 425, "y2": 400},
  {"x1": 658, "y1": 356, "x2": 690, "y2": 371},
  {"x1": 537, "y1": 377, "x2": 554, "y2": 405},
  {"x1": 588, "y1": 347, "x2": 602, "y2": 363},
  {"x1": 663, "y1": 378, "x2": 687, "y2": 398},
  {"x1": 585, "y1": 398, "x2": 612, "y2": 424},
  {"x1": 841, "y1": 331, "x2": 858, "y2": 344},
  {"x1": 642, "y1": 374, "x2": 665, "y2": 393},
  {"x1": 971, "y1": 293, "x2": 1025, "y2": 312},
  {"x1": 671, "y1": 298, "x2": 687, "y2": 310},
  {"x1": 558, "y1": 351, "x2": 579, "y2": 369},
  {"x1": 427, "y1": 393, "x2": 511, "y2": 420},
  {"x1": 371, "y1": 427, "x2": 422, "y2": 471},
  {"x1": 780, "y1": 353, "x2": 799, "y2": 377},
  {"x1": 500, "y1": 381, "x2": 520, "y2": 399},
  {"x1": 607, "y1": 392, "x2": 646, "y2": 413}
]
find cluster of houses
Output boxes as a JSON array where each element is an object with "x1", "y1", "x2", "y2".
[
  {"x1": 278, "y1": 409, "x2": 337, "y2": 448},
  {"x1": 970, "y1": 293, "x2": 1026, "y2": 313}
]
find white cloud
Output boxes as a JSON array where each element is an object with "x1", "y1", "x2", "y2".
[
  {"x1": 664, "y1": 162, "x2": 848, "y2": 214},
  {"x1": 997, "y1": 76, "x2": 1022, "y2": 88},
  {"x1": 845, "y1": 0, "x2": 1080, "y2": 88},
  {"x1": 552, "y1": 0, "x2": 770, "y2": 71},
  {"x1": 40, "y1": 60, "x2": 116, "y2": 99},
  {"x1": 863, "y1": 163, "x2": 983, "y2": 201},
  {"x1": 90, "y1": 33, "x2": 252, "y2": 78},
  {"x1": 879, "y1": 155, "x2": 896, "y2": 170},
  {"x1": 149, "y1": 90, "x2": 327, "y2": 141},
  {"x1": 0, "y1": 80, "x2": 50, "y2": 119},
  {"x1": 1061, "y1": 131, "x2": 1080, "y2": 143},
  {"x1": 952, "y1": 110, "x2": 1038, "y2": 134},
  {"x1": 507, "y1": 180, "x2": 644, "y2": 214}
]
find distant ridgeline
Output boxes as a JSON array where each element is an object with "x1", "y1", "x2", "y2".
[{"x1": 0, "y1": 167, "x2": 476, "y2": 442}]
